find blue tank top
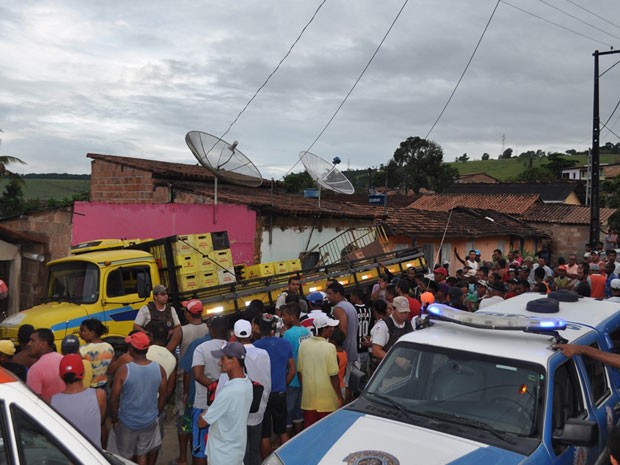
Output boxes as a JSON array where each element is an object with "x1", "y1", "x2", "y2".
[{"x1": 119, "y1": 361, "x2": 161, "y2": 429}]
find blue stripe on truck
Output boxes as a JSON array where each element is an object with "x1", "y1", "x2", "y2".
[{"x1": 50, "y1": 306, "x2": 139, "y2": 332}]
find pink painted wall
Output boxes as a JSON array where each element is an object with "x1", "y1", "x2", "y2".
[{"x1": 72, "y1": 202, "x2": 257, "y2": 264}]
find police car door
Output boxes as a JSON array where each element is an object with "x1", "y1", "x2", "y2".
[{"x1": 548, "y1": 355, "x2": 602, "y2": 465}]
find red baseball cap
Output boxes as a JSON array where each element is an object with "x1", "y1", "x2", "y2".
[
  {"x1": 182, "y1": 299, "x2": 204, "y2": 315},
  {"x1": 59, "y1": 354, "x2": 84, "y2": 380},
  {"x1": 434, "y1": 267, "x2": 448, "y2": 276},
  {"x1": 125, "y1": 332, "x2": 150, "y2": 350}
]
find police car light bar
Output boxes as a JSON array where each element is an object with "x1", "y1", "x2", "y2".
[{"x1": 426, "y1": 304, "x2": 566, "y2": 332}]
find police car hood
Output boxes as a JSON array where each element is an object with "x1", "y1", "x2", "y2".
[{"x1": 273, "y1": 409, "x2": 525, "y2": 465}]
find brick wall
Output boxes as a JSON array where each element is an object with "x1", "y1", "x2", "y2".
[
  {"x1": 527, "y1": 222, "x2": 589, "y2": 262},
  {"x1": 91, "y1": 160, "x2": 156, "y2": 203}
]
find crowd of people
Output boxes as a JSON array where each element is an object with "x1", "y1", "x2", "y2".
[{"x1": 1, "y1": 243, "x2": 620, "y2": 465}]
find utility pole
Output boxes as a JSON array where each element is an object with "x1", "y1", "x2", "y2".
[{"x1": 590, "y1": 49, "x2": 620, "y2": 247}]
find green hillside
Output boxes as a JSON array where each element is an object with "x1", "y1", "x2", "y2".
[
  {"x1": 0, "y1": 178, "x2": 90, "y2": 200},
  {"x1": 448, "y1": 153, "x2": 620, "y2": 181}
]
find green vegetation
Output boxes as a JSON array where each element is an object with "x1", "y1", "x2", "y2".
[{"x1": 0, "y1": 177, "x2": 90, "y2": 200}]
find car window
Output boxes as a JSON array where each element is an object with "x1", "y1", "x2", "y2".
[
  {"x1": 11, "y1": 405, "x2": 77, "y2": 465},
  {"x1": 551, "y1": 360, "x2": 585, "y2": 456},
  {"x1": 582, "y1": 342, "x2": 610, "y2": 406},
  {"x1": 0, "y1": 402, "x2": 11, "y2": 465},
  {"x1": 106, "y1": 266, "x2": 151, "y2": 298}
]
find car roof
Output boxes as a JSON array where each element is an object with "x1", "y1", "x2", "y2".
[
  {"x1": 398, "y1": 293, "x2": 620, "y2": 367},
  {"x1": 50, "y1": 248, "x2": 153, "y2": 266}
]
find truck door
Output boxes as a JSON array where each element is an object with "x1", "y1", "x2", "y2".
[
  {"x1": 100, "y1": 265, "x2": 152, "y2": 337},
  {"x1": 548, "y1": 358, "x2": 601, "y2": 465}
]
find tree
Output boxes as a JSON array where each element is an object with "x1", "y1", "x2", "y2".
[
  {"x1": 390, "y1": 136, "x2": 458, "y2": 193},
  {"x1": 282, "y1": 171, "x2": 314, "y2": 194},
  {"x1": 481, "y1": 153, "x2": 490, "y2": 161},
  {"x1": 0, "y1": 129, "x2": 26, "y2": 181},
  {"x1": 542, "y1": 153, "x2": 578, "y2": 179},
  {"x1": 602, "y1": 175, "x2": 620, "y2": 231},
  {"x1": 458, "y1": 153, "x2": 469, "y2": 163},
  {"x1": 499, "y1": 148, "x2": 513, "y2": 159},
  {"x1": 512, "y1": 167, "x2": 555, "y2": 182},
  {"x1": 0, "y1": 178, "x2": 25, "y2": 217}
]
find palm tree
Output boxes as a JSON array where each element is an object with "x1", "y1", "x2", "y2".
[{"x1": 0, "y1": 129, "x2": 26, "y2": 177}]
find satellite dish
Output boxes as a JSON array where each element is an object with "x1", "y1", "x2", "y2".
[
  {"x1": 299, "y1": 151, "x2": 355, "y2": 195},
  {"x1": 185, "y1": 131, "x2": 262, "y2": 187}
]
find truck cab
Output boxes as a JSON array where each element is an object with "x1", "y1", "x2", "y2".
[
  {"x1": 0, "y1": 249, "x2": 158, "y2": 345},
  {"x1": 266, "y1": 293, "x2": 620, "y2": 465}
]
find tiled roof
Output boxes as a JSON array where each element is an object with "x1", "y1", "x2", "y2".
[
  {"x1": 408, "y1": 194, "x2": 541, "y2": 215},
  {"x1": 521, "y1": 204, "x2": 617, "y2": 225},
  {"x1": 444, "y1": 181, "x2": 586, "y2": 203},
  {"x1": 320, "y1": 191, "x2": 422, "y2": 208},
  {"x1": 383, "y1": 207, "x2": 546, "y2": 238}
]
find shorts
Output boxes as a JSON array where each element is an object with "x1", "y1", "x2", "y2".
[
  {"x1": 302, "y1": 410, "x2": 331, "y2": 428},
  {"x1": 286, "y1": 386, "x2": 303, "y2": 427},
  {"x1": 176, "y1": 400, "x2": 193, "y2": 434},
  {"x1": 262, "y1": 392, "x2": 288, "y2": 437},
  {"x1": 108, "y1": 420, "x2": 161, "y2": 458},
  {"x1": 191, "y1": 407, "x2": 209, "y2": 459}
]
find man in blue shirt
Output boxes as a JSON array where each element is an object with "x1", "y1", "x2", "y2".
[{"x1": 253, "y1": 313, "x2": 295, "y2": 458}]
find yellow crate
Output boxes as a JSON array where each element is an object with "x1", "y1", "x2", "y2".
[
  {"x1": 195, "y1": 255, "x2": 217, "y2": 273},
  {"x1": 198, "y1": 271, "x2": 218, "y2": 289},
  {"x1": 192, "y1": 233, "x2": 213, "y2": 255},
  {"x1": 177, "y1": 272, "x2": 200, "y2": 292},
  {"x1": 177, "y1": 253, "x2": 198, "y2": 274},
  {"x1": 245, "y1": 263, "x2": 274, "y2": 279},
  {"x1": 273, "y1": 261, "x2": 289, "y2": 274},
  {"x1": 217, "y1": 267, "x2": 237, "y2": 285},
  {"x1": 173, "y1": 235, "x2": 194, "y2": 255},
  {"x1": 210, "y1": 249, "x2": 234, "y2": 269},
  {"x1": 302, "y1": 279, "x2": 327, "y2": 294},
  {"x1": 286, "y1": 259, "x2": 302, "y2": 272},
  {"x1": 356, "y1": 268, "x2": 378, "y2": 282}
]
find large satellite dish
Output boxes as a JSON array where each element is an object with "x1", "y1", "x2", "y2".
[
  {"x1": 299, "y1": 151, "x2": 355, "y2": 195},
  {"x1": 186, "y1": 131, "x2": 262, "y2": 187}
]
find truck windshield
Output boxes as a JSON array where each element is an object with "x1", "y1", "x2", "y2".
[
  {"x1": 364, "y1": 342, "x2": 545, "y2": 438},
  {"x1": 47, "y1": 262, "x2": 99, "y2": 304}
]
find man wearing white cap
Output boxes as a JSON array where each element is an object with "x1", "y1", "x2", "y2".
[
  {"x1": 608, "y1": 279, "x2": 620, "y2": 303},
  {"x1": 218, "y1": 319, "x2": 270, "y2": 465},
  {"x1": 297, "y1": 312, "x2": 342, "y2": 427},
  {"x1": 370, "y1": 296, "x2": 413, "y2": 367}
]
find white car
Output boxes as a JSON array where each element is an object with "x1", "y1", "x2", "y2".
[
  {"x1": 0, "y1": 368, "x2": 134, "y2": 465},
  {"x1": 265, "y1": 292, "x2": 620, "y2": 465}
]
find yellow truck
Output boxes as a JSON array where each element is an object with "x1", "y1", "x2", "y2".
[{"x1": 0, "y1": 233, "x2": 425, "y2": 345}]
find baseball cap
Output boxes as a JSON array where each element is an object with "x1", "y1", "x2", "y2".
[
  {"x1": 234, "y1": 319, "x2": 252, "y2": 338},
  {"x1": 611, "y1": 279, "x2": 620, "y2": 290},
  {"x1": 182, "y1": 299, "x2": 203, "y2": 315},
  {"x1": 392, "y1": 296, "x2": 411, "y2": 313},
  {"x1": 306, "y1": 291, "x2": 325, "y2": 305},
  {"x1": 59, "y1": 354, "x2": 84, "y2": 380},
  {"x1": 258, "y1": 313, "x2": 277, "y2": 332},
  {"x1": 125, "y1": 332, "x2": 150, "y2": 350},
  {"x1": 153, "y1": 284, "x2": 168, "y2": 295},
  {"x1": 434, "y1": 267, "x2": 448, "y2": 276},
  {"x1": 312, "y1": 313, "x2": 339, "y2": 330},
  {"x1": 211, "y1": 341, "x2": 246, "y2": 360},
  {"x1": 0, "y1": 340, "x2": 16, "y2": 356},
  {"x1": 558, "y1": 265, "x2": 567, "y2": 271},
  {"x1": 61, "y1": 334, "x2": 80, "y2": 354},
  {"x1": 420, "y1": 292, "x2": 435, "y2": 306}
]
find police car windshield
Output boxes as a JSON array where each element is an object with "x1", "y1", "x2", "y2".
[
  {"x1": 46, "y1": 262, "x2": 99, "y2": 304},
  {"x1": 365, "y1": 342, "x2": 544, "y2": 438}
]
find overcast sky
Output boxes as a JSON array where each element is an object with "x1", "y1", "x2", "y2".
[{"x1": 1, "y1": 0, "x2": 619, "y2": 179}]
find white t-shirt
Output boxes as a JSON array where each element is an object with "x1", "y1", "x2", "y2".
[
  {"x1": 370, "y1": 316, "x2": 406, "y2": 348},
  {"x1": 134, "y1": 304, "x2": 180, "y2": 327},
  {"x1": 466, "y1": 259, "x2": 479, "y2": 271},
  {"x1": 192, "y1": 338, "x2": 227, "y2": 409}
]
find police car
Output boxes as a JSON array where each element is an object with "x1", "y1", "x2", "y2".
[
  {"x1": 0, "y1": 368, "x2": 134, "y2": 464},
  {"x1": 264, "y1": 292, "x2": 620, "y2": 465}
]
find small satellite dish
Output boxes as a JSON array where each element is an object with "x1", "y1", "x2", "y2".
[
  {"x1": 299, "y1": 151, "x2": 355, "y2": 195},
  {"x1": 185, "y1": 131, "x2": 262, "y2": 187}
]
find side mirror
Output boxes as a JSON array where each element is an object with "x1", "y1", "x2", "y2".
[
  {"x1": 348, "y1": 366, "x2": 368, "y2": 395},
  {"x1": 553, "y1": 418, "x2": 598, "y2": 447}
]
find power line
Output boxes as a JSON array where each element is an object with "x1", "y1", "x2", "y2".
[
  {"x1": 564, "y1": 0, "x2": 620, "y2": 32},
  {"x1": 218, "y1": 0, "x2": 328, "y2": 142},
  {"x1": 602, "y1": 122, "x2": 620, "y2": 142},
  {"x1": 501, "y1": 0, "x2": 613, "y2": 48},
  {"x1": 425, "y1": 0, "x2": 500, "y2": 140},
  {"x1": 285, "y1": 0, "x2": 411, "y2": 176},
  {"x1": 537, "y1": 0, "x2": 620, "y2": 41},
  {"x1": 600, "y1": 58, "x2": 620, "y2": 77}
]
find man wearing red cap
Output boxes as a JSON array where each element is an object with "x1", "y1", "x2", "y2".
[
  {"x1": 433, "y1": 266, "x2": 448, "y2": 283},
  {"x1": 109, "y1": 332, "x2": 167, "y2": 465},
  {"x1": 52, "y1": 354, "x2": 106, "y2": 447}
]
